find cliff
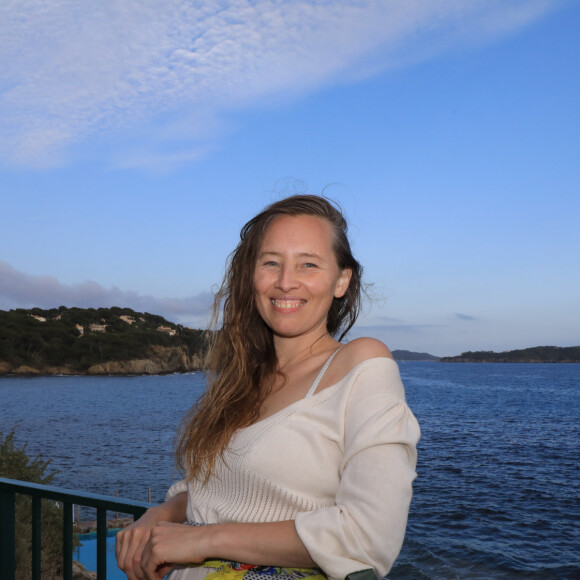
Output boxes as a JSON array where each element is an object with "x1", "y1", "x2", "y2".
[{"x1": 85, "y1": 345, "x2": 204, "y2": 375}]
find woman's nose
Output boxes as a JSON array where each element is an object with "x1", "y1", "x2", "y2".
[{"x1": 276, "y1": 265, "x2": 298, "y2": 291}]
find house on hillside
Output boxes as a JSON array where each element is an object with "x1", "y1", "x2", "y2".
[
  {"x1": 89, "y1": 323, "x2": 107, "y2": 333},
  {"x1": 157, "y1": 325, "x2": 176, "y2": 336}
]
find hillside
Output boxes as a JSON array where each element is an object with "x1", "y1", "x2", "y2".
[
  {"x1": 392, "y1": 349, "x2": 440, "y2": 361},
  {"x1": 440, "y1": 346, "x2": 580, "y2": 363},
  {"x1": 0, "y1": 306, "x2": 208, "y2": 375}
]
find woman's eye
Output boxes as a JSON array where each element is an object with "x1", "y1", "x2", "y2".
[
  {"x1": 265, "y1": 260, "x2": 278, "y2": 267},
  {"x1": 303, "y1": 263, "x2": 317, "y2": 269}
]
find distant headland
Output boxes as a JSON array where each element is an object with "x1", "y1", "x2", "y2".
[
  {"x1": 0, "y1": 306, "x2": 208, "y2": 375},
  {"x1": 392, "y1": 350, "x2": 440, "y2": 362},
  {"x1": 440, "y1": 346, "x2": 580, "y2": 363}
]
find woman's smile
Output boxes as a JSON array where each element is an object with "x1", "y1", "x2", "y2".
[{"x1": 270, "y1": 298, "x2": 306, "y2": 312}]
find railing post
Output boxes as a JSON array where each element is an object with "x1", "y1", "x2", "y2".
[
  {"x1": 97, "y1": 508, "x2": 108, "y2": 580},
  {"x1": 0, "y1": 490, "x2": 16, "y2": 579},
  {"x1": 63, "y1": 500, "x2": 73, "y2": 580},
  {"x1": 32, "y1": 496, "x2": 42, "y2": 580}
]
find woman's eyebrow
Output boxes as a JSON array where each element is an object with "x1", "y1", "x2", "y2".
[
  {"x1": 258, "y1": 250, "x2": 325, "y2": 260},
  {"x1": 297, "y1": 252, "x2": 325, "y2": 261}
]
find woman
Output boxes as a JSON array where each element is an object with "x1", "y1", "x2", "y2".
[{"x1": 116, "y1": 195, "x2": 420, "y2": 580}]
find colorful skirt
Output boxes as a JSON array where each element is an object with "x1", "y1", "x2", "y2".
[{"x1": 198, "y1": 559, "x2": 326, "y2": 580}]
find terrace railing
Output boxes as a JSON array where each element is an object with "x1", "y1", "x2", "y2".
[{"x1": 0, "y1": 477, "x2": 154, "y2": 580}]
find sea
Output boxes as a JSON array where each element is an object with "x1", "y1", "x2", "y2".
[{"x1": 1, "y1": 362, "x2": 578, "y2": 579}]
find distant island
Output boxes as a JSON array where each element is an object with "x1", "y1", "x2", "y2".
[
  {"x1": 0, "y1": 306, "x2": 208, "y2": 375},
  {"x1": 440, "y1": 346, "x2": 580, "y2": 363},
  {"x1": 392, "y1": 350, "x2": 440, "y2": 361}
]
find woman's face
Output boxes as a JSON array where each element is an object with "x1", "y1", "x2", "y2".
[{"x1": 253, "y1": 214, "x2": 351, "y2": 341}]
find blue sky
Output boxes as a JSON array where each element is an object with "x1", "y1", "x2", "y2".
[{"x1": 1, "y1": 0, "x2": 578, "y2": 357}]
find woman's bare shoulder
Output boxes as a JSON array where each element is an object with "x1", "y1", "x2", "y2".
[
  {"x1": 319, "y1": 338, "x2": 394, "y2": 391},
  {"x1": 338, "y1": 337, "x2": 393, "y2": 369}
]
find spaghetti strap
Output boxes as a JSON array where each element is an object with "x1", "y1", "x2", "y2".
[{"x1": 304, "y1": 345, "x2": 344, "y2": 399}]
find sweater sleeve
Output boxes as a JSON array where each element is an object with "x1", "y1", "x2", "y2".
[
  {"x1": 294, "y1": 359, "x2": 420, "y2": 580},
  {"x1": 165, "y1": 479, "x2": 188, "y2": 501}
]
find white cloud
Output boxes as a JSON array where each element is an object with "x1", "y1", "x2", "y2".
[
  {"x1": 0, "y1": 260, "x2": 212, "y2": 326},
  {"x1": 0, "y1": 0, "x2": 561, "y2": 168}
]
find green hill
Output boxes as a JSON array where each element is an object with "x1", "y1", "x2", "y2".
[
  {"x1": 440, "y1": 345, "x2": 580, "y2": 363},
  {"x1": 392, "y1": 350, "x2": 439, "y2": 361},
  {"x1": 0, "y1": 306, "x2": 208, "y2": 375}
]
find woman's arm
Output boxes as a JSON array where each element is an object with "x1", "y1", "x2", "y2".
[
  {"x1": 140, "y1": 519, "x2": 317, "y2": 579},
  {"x1": 115, "y1": 491, "x2": 188, "y2": 580},
  {"x1": 294, "y1": 358, "x2": 420, "y2": 580}
]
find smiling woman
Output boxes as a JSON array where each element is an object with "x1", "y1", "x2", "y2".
[{"x1": 115, "y1": 195, "x2": 420, "y2": 580}]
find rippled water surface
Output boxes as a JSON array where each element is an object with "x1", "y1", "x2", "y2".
[{"x1": 1, "y1": 363, "x2": 578, "y2": 579}]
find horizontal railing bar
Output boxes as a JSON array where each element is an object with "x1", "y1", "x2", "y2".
[{"x1": 0, "y1": 478, "x2": 154, "y2": 515}]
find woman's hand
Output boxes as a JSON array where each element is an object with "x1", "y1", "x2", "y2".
[
  {"x1": 116, "y1": 492, "x2": 188, "y2": 580},
  {"x1": 141, "y1": 522, "x2": 209, "y2": 579},
  {"x1": 116, "y1": 508, "x2": 166, "y2": 579}
]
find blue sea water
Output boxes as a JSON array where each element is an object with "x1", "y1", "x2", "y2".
[{"x1": 1, "y1": 363, "x2": 579, "y2": 579}]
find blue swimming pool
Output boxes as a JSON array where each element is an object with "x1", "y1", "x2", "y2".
[{"x1": 76, "y1": 532, "x2": 125, "y2": 579}]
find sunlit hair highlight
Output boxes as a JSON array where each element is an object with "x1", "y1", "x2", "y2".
[{"x1": 176, "y1": 194, "x2": 363, "y2": 482}]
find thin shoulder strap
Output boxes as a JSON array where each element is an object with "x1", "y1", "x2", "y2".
[{"x1": 305, "y1": 345, "x2": 344, "y2": 399}]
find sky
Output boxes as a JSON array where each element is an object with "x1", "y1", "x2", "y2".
[{"x1": 1, "y1": 0, "x2": 578, "y2": 357}]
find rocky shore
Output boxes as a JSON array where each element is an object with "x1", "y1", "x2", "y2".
[
  {"x1": 0, "y1": 345, "x2": 205, "y2": 376},
  {"x1": 73, "y1": 561, "x2": 97, "y2": 580},
  {"x1": 77, "y1": 516, "x2": 134, "y2": 534}
]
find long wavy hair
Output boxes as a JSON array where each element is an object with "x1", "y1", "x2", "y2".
[{"x1": 176, "y1": 194, "x2": 363, "y2": 482}]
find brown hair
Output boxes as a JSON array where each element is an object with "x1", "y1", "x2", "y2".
[{"x1": 176, "y1": 194, "x2": 363, "y2": 482}]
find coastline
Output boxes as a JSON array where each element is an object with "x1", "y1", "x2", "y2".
[
  {"x1": 0, "y1": 358, "x2": 205, "y2": 377},
  {"x1": 77, "y1": 517, "x2": 134, "y2": 535}
]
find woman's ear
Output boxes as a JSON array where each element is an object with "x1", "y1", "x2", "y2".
[{"x1": 334, "y1": 268, "x2": 352, "y2": 298}]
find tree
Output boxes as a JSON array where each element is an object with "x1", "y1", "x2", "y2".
[{"x1": 0, "y1": 429, "x2": 78, "y2": 579}]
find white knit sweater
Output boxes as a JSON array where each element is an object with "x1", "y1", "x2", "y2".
[{"x1": 167, "y1": 357, "x2": 420, "y2": 580}]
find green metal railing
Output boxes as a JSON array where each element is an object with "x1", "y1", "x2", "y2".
[{"x1": 0, "y1": 477, "x2": 154, "y2": 580}]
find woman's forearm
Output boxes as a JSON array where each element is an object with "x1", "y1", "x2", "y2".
[
  {"x1": 138, "y1": 506, "x2": 318, "y2": 576},
  {"x1": 201, "y1": 520, "x2": 317, "y2": 568}
]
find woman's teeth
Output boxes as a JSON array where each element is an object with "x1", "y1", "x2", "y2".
[{"x1": 271, "y1": 299, "x2": 304, "y2": 309}]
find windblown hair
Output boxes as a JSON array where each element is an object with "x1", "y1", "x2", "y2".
[{"x1": 176, "y1": 194, "x2": 363, "y2": 482}]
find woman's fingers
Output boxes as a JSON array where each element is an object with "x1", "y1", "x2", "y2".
[
  {"x1": 141, "y1": 522, "x2": 205, "y2": 578},
  {"x1": 117, "y1": 521, "x2": 206, "y2": 579},
  {"x1": 116, "y1": 522, "x2": 154, "y2": 579}
]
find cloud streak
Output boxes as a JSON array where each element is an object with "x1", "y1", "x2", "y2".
[
  {"x1": 0, "y1": 261, "x2": 212, "y2": 326},
  {"x1": 454, "y1": 313, "x2": 477, "y2": 321},
  {"x1": 0, "y1": 0, "x2": 560, "y2": 168}
]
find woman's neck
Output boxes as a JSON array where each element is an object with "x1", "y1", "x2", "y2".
[{"x1": 273, "y1": 331, "x2": 339, "y2": 371}]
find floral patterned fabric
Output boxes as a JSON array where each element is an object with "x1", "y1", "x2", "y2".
[{"x1": 199, "y1": 559, "x2": 326, "y2": 580}]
